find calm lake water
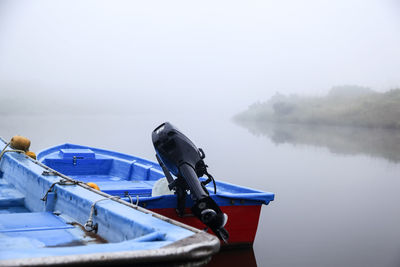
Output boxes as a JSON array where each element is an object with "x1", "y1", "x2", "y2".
[{"x1": 1, "y1": 113, "x2": 400, "y2": 267}]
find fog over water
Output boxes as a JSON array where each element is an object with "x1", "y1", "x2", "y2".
[
  {"x1": 1, "y1": 1, "x2": 400, "y2": 266},
  {"x1": 1, "y1": 0, "x2": 400, "y2": 116}
]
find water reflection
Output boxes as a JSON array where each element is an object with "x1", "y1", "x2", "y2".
[
  {"x1": 236, "y1": 120, "x2": 400, "y2": 163},
  {"x1": 207, "y1": 248, "x2": 257, "y2": 267}
]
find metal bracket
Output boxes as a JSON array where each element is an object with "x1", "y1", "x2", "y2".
[
  {"x1": 41, "y1": 179, "x2": 79, "y2": 202},
  {"x1": 84, "y1": 196, "x2": 120, "y2": 233}
]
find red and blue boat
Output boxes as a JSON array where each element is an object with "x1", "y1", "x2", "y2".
[{"x1": 37, "y1": 133, "x2": 275, "y2": 247}]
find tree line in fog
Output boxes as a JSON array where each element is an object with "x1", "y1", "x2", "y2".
[{"x1": 235, "y1": 85, "x2": 400, "y2": 129}]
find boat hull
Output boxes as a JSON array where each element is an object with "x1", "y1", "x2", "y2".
[{"x1": 151, "y1": 205, "x2": 262, "y2": 246}]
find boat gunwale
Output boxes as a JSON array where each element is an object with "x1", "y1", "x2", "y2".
[
  {"x1": 37, "y1": 143, "x2": 275, "y2": 204},
  {"x1": 0, "y1": 232, "x2": 219, "y2": 266}
]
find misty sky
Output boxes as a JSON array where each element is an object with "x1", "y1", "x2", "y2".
[{"x1": 0, "y1": 0, "x2": 399, "y2": 115}]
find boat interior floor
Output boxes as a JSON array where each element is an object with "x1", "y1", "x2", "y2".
[
  {"x1": 0, "y1": 179, "x2": 106, "y2": 250},
  {"x1": 68, "y1": 175, "x2": 157, "y2": 197}
]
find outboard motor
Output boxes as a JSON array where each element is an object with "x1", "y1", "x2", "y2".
[{"x1": 152, "y1": 122, "x2": 229, "y2": 242}]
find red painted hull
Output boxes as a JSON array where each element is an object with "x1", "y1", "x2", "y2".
[{"x1": 151, "y1": 205, "x2": 262, "y2": 246}]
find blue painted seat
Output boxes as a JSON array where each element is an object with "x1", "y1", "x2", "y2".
[{"x1": 0, "y1": 180, "x2": 25, "y2": 211}]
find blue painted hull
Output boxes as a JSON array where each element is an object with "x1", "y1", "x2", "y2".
[{"x1": 0, "y1": 139, "x2": 220, "y2": 265}]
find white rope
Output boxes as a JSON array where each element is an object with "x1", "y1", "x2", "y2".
[
  {"x1": 0, "y1": 142, "x2": 10, "y2": 156},
  {"x1": 125, "y1": 193, "x2": 140, "y2": 206},
  {"x1": 0, "y1": 142, "x2": 26, "y2": 178},
  {"x1": 127, "y1": 194, "x2": 133, "y2": 204},
  {"x1": 0, "y1": 142, "x2": 25, "y2": 162}
]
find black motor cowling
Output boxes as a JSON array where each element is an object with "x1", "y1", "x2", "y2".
[{"x1": 152, "y1": 122, "x2": 229, "y2": 242}]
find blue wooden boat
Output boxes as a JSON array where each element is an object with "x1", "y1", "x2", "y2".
[
  {"x1": 0, "y1": 137, "x2": 220, "y2": 266},
  {"x1": 37, "y1": 141, "x2": 275, "y2": 246}
]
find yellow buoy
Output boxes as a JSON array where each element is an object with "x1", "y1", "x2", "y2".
[
  {"x1": 25, "y1": 151, "x2": 36, "y2": 160},
  {"x1": 10, "y1": 136, "x2": 31, "y2": 152},
  {"x1": 86, "y1": 182, "x2": 100, "y2": 191}
]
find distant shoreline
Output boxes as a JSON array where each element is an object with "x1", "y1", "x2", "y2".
[{"x1": 234, "y1": 86, "x2": 400, "y2": 129}]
